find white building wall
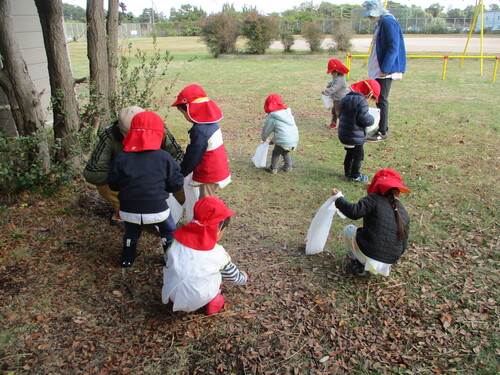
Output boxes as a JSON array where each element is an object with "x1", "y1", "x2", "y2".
[{"x1": 0, "y1": 0, "x2": 52, "y2": 136}]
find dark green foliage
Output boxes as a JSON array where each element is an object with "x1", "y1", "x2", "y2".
[
  {"x1": 280, "y1": 30, "x2": 295, "y2": 53},
  {"x1": 332, "y1": 19, "x2": 354, "y2": 52},
  {"x1": 241, "y1": 11, "x2": 278, "y2": 54},
  {"x1": 201, "y1": 12, "x2": 240, "y2": 57},
  {"x1": 0, "y1": 132, "x2": 75, "y2": 202},
  {"x1": 302, "y1": 21, "x2": 323, "y2": 52}
]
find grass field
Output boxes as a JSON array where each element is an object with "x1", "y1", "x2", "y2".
[{"x1": 0, "y1": 36, "x2": 499, "y2": 374}]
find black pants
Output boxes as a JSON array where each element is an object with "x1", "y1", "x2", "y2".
[
  {"x1": 344, "y1": 145, "x2": 364, "y2": 178},
  {"x1": 122, "y1": 214, "x2": 176, "y2": 262},
  {"x1": 375, "y1": 78, "x2": 392, "y2": 135}
]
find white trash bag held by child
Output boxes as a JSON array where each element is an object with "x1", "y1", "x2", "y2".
[
  {"x1": 166, "y1": 194, "x2": 183, "y2": 224},
  {"x1": 252, "y1": 140, "x2": 270, "y2": 168},
  {"x1": 365, "y1": 107, "x2": 380, "y2": 135},
  {"x1": 321, "y1": 94, "x2": 332, "y2": 110},
  {"x1": 184, "y1": 173, "x2": 200, "y2": 222},
  {"x1": 305, "y1": 193, "x2": 345, "y2": 255}
]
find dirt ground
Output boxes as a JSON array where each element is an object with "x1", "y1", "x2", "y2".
[{"x1": 270, "y1": 36, "x2": 500, "y2": 53}]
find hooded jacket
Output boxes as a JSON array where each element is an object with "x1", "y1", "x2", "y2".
[
  {"x1": 338, "y1": 92, "x2": 374, "y2": 146},
  {"x1": 261, "y1": 108, "x2": 299, "y2": 149}
]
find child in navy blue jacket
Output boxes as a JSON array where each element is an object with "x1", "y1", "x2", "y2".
[
  {"x1": 338, "y1": 79, "x2": 380, "y2": 183},
  {"x1": 108, "y1": 111, "x2": 184, "y2": 268}
]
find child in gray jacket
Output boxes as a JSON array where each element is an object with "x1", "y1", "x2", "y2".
[{"x1": 261, "y1": 94, "x2": 299, "y2": 174}]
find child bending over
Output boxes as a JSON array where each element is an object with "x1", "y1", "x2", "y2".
[
  {"x1": 261, "y1": 94, "x2": 299, "y2": 174},
  {"x1": 332, "y1": 168, "x2": 410, "y2": 276},
  {"x1": 338, "y1": 79, "x2": 380, "y2": 183}
]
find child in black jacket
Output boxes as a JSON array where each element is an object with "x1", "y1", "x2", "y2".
[
  {"x1": 332, "y1": 168, "x2": 411, "y2": 276},
  {"x1": 108, "y1": 111, "x2": 184, "y2": 268},
  {"x1": 338, "y1": 79, "x2": 381, "y2": 183}
]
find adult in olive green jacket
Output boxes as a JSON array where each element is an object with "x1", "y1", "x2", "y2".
[{"x1": 83, "y1": 106, "x2": 184, "y2": 221}]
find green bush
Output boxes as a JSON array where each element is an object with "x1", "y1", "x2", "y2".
[
  {"x1": 332, "y1": 19, "x2": 354, "y2": 52},
  {"x1": 302, "y1": 21, "x2": 323, "y2": 52},
  {"x1": 110, "y1": 37, "x2": 175, "y2": 121},
  {"x1": 201, "y1": 12, "x2": 240, "y2": 57},
  {"x1": 240, "y1": 11, "x2": 278, "y2": 54},
  {"x1": 280, "y1": 30, "x2": 295, "y2": 53},
  {"x1": 0, "y1": 132, "x2": 75, "y2": 202}
]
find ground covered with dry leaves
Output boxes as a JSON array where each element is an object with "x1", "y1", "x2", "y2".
[{"x1": 0, "y1": 176, "x2": 498, "y2": 374}]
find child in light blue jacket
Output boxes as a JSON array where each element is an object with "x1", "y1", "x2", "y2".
[{"x1": 261, "y1": 94, "x2": 299, "y2": 174}]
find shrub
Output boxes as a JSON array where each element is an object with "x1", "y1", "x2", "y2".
[
  {"x1": 332, "y1": 19, "x2": 355, "y2": 52},
  {"x1": 201, "y1": 12, "x2": 240, "y2": 57},
  {"x1": 0, "y1": 132, "x2": 76, "y2": 202},
  {"x1": 240, "y1": 11, "x2": 278, "y2": 54},
  {"x1": 302, "y1": 21, "x2": 323, "y2": 52},
  {"x1": 280, "y1": 29, "x2": 295, "y2": 53}
]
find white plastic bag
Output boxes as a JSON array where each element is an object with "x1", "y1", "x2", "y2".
[
  {"x1": 166, "y1": 194, "x2": 183, "y2": 224},
  {"x1": 252, "y1": 140, "x2": 270, "y2": 168},
  {"x1": 366, "y1": 107, "x2": 380, "y2": 135},
  {"x1": 183, "y1": 173, "x2": 200, "y2": 222},
  {"x1": 305, "y1": 196, "x2": 346, "y2": 255},
  {"x1": 321, "y1": 94, "x2": 332, "y2": 110}
]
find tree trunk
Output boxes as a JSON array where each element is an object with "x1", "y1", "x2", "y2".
[
  {"x1": 87, "y1": 0, "x2": 110, "y2": 132},
  {"x1": 0, "y1": 0, "x2": 50, "y2": 168},
  {"x1": 34, "y1": 0, "x2": 81, "y2": 165},
  {"x1": 107, "y1": 0, "x2": 119, "y2": 116}
]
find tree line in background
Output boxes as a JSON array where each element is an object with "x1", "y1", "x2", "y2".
[
  {"x1": 62, "y1": 1, "x2": 500, "y2": 57},
  {"x1": 63, "y1": 1, "x2": 500, "y2": 33}
]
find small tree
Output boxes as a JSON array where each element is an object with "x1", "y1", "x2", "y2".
[
  {"x1": 332, "y1": 19, "x2": 355, "y2": 52},
  {"x1": 241, "y1": 11, "x2": 278, "y2": 54},
  {"x1": 201, "y1": 12, "x2": 239, "y2": 57},
  {"x1": 280, "y1": 30, "x2": 295, "y2": 53},
  {"x1": 302, "y1": 21, "x2": 323, "y2": 53}
]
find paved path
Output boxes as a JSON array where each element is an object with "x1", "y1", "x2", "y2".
[{"x1": 270, "y1": 37, "x2": 500, "y2": 54}]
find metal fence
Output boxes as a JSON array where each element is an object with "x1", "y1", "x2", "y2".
[
  {"x1": 65, "y1": 17, "x2": 474, "y2": 41},
  {"x1": 65, "y1": 23, "x2": 155, "y2": 41}
]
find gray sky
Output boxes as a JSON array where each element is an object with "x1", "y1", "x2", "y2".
[{"x1": 65, "y1": 0, "x2": 488, "y2": 17}]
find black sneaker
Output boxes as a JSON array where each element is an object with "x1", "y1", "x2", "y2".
[
  {"x1": 367, "y1": 131, "x2": 387, "y2": 142},
  {"x1": 350, "y1": 259, "x2": 366, "y2": 276}
]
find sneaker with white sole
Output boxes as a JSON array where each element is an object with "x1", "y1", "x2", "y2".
[
  {"x1": 351, "y1": 174, "x2": 368, "y2": 183},
  {"x1": 367, "y1": 131, "x2": 387, "y2": 142},
  {"x1": 266, "y1": 167, "x2": 278, "y2": 174}
]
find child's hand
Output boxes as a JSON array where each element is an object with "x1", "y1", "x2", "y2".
[{"x1": 332, "y1": 188, "x2": 340, "y2": 196}]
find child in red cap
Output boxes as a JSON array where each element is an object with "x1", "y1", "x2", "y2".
[
  {"x1": 338, "y1": 79, "x2": 381, "y2": 183},
  {"x1": 171, "y1": 84, "x2": 231, "y2": 199},
  {"x1": 322, "y1": 59, "x2": 350, "y2": 129},
  {"x1": 331, "y1": 168, "x2": 410, "y2": 276},
  {"x1": 108, "y1": 111, "x2": 185, "y2": 268},
  {"x1": 162, "y1": 197, "x2": 248, "y2": 315},
  {"x1": 261, "y1": 94, "x2": 299, "y2": 174}
]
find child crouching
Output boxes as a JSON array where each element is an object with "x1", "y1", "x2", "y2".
[
  {"x1": 332, "y1": 169, "x2": 410, "y2": 276},
  {"x1": 162, "y1": 197, "x2": 247, "y2": 315}
]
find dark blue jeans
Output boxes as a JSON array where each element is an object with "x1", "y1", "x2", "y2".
[{"x1": 122, "y1": 214, "x2": 176, "y2": 262}]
